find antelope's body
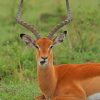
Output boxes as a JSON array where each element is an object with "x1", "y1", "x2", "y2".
[
  {"x1": 16, "y1": 0, "x2": 100, "y2": 100},
  {"x1": 37, "y1": 60, "x2": 100, "y2": 100}
]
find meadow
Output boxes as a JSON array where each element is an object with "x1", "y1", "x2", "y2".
[{"x1": 0, "y1": 0, "x2": 100, "y2": 100}]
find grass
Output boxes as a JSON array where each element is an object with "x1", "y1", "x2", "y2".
[
  {"x1": 0, "y1": 0, "x2": 100, "y2": 100},
  {"x1": 0, "y1": 81, "x2": 40, "y2": 100}
]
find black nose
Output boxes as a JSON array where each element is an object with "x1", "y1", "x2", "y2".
[
  {"x1": 41, "y1": 57, "x2": 48, "y2": 60},
  {"x1": 40, "y1": 60, "x2": 46, "y2": 65}
]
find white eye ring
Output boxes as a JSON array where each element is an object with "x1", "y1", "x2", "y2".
[
  {"x1": 34, "y1": 45, "x2": 40, "y2": 50},
  {"x1": 49, "y1": 45, "x2": 53, "y2": 49}
]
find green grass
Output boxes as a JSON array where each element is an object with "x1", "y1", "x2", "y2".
[
  {"x1": 0, "y1": 81, "x2": 40, "y2": 100},
  {"x1": 0, "y1": 0, "x2": 100, "y2": 100}
]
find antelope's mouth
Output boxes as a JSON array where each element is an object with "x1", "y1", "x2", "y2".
[
  {"x1": 40, "y1": 60, "x2": 46, "y2": 65},
  {"x1": 39, "y1": 59, "x2": 48, "y2": 67}
]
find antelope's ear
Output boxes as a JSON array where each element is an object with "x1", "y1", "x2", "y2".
[
  {"x1": 53, "y1": 31, "x2": 67, "y2": 45},
  {"x1": 20, "y1": 34, "x2": 35, "y2": 47}
]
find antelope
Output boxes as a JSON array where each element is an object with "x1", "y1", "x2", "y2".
[{"x1": 16, "y1": 0, "x2": 100, "y2": 100}]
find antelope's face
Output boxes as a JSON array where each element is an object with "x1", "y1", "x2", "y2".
[
  {"x1": 35, "y1": 38, "x2": 53, "y2": 66},
  {"x1": 20, "y1": 31, "x2": 67, "y2": 67}
]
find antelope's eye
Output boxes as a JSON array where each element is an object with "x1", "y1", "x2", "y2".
[
  {"x1": 35, "y1": 45, "x2": 39, "y2": 49},
  {"x1": 50, "y1": 45, "x2": 53, "y2": 49}
]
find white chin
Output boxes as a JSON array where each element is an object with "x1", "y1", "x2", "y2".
[{"x1": 39, "y1": 62, "x2": 48, "y2": 68}]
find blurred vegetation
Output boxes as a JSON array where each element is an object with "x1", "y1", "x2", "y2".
[{"x1": 0, "y1": 0, "x2": 100, "y2": 99}]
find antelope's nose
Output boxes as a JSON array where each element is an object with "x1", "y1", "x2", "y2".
[
  {"x1": 41, "y1": 57, "x2": 48, "y2": 60},
  {"x1": 40, "y1": 56, "x2": 48, "y2": 65}
]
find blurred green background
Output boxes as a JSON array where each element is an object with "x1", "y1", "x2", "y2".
[{"x1": 0, "y1": 0, "x2": 100, "y2": 100}]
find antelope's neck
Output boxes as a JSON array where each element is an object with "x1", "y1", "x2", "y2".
[{"x1": 37, "y1": 65, "x2": 57, "y2": 98}]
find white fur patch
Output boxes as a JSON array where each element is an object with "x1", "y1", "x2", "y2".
[
  {"x1": 38, "y1": 59, "x2": 48, "y2": 69},
  {"x1": 88, "y1": 93, "x2": 100, "y2": 100}
]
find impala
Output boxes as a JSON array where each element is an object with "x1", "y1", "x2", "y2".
[{"x1": 16, "y1": 0, "x2": 100, "y2": 100}]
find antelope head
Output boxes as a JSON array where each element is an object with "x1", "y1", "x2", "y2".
[{"x1": 16, "y1": 0, "x2": 72, "y2": 67}]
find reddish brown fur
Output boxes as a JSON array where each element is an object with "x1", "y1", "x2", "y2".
[{"x1": 34, "y1": 38, "x2": 100, "y2": 100}]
